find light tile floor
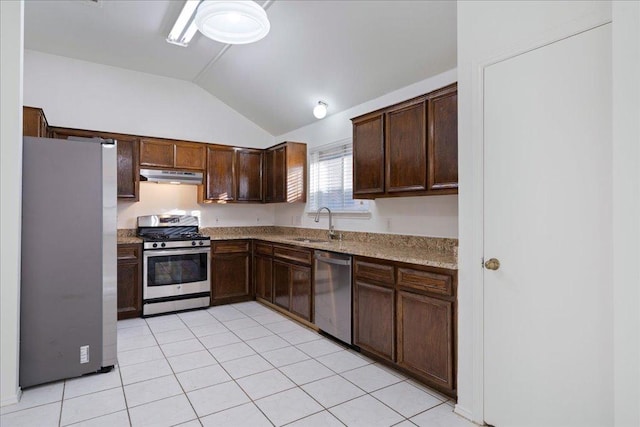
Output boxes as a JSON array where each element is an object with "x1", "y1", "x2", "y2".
[{"x1": 0, "y1": 301, "x2": 476, "y2": 427}]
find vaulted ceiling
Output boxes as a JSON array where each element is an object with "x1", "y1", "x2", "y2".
[{"x1": 24, "y1": 0, "x2": 456, "y2": 135}]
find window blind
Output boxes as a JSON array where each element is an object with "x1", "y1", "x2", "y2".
[{"x1": 308, "y1": 139, "x2": 369, "y2": 213}]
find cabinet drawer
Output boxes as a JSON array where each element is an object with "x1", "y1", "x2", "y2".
[
  {"x1": 397, "y1": 268, "x2": 452, "y2": 296},
  {"x1": 213, "y1": 240, "x2": 250, "y2": 254},
  {"x1": 255, "y1": 242, "x2": 273, "y2": 256},
  {"x1": 117, "y1": 244, "x2": 140, "y2": 261},
  {"x1": 354, "y1": 259, "x2": 395, "y2": 285},
  {"x1": 273, "y1": 245, "x2": 312, "y2": 265}
]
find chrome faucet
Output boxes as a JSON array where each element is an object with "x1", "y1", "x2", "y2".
[{"x1": 314, "y1": 206, "x2": 336, "y2": 240}]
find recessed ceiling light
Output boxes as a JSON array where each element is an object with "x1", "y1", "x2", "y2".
[
  {"x1": 195, "y1": 1, "x2": 270, "y2": 45},
  {"x1": 313, "y1": 101, "x2": 328, "y2": 119}
]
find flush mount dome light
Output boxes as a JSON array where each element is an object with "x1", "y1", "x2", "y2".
[
  {"x1": 195, "y1": 1, "x2": 270, "y2": 45},
  {"x1": 313, "y1": 101, "x2": 328, "y2": 119}
]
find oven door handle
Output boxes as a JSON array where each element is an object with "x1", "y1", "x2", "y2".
[{"x1": 144, "y1": 248, "x2": 211, "y2": 257}]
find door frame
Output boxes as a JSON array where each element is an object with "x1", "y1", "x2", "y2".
[{"x1": 463, "y1": 13, "x2": 613, "y2": 425}]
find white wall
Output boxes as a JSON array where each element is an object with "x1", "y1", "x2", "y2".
[
  {"x1": 274, "y1": 69, "x2": 458, "y2": 238},
  {"x1": 117, "y1": 183, "x2": 275, "y2": 229},
  {"x1": 23, "y1": 50, "x2": 278, "y2": 229},
  {"x1": 0, "y1": 0, "x2": 24, "y2": 407},
  {"x1": 457, "y1": 0, "x2": 627, "y2": 424},
  {"x1": 612, "y1": 2, "x2": 640, "y2": 426},
  {"x1": 24, "y1": 50, "x2": 274, "y2": 148}
]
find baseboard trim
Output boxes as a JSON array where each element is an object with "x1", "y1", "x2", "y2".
[
  {"x1": 454, "y1": 404, "x2": 475, "y2": 423},
  {"x1": 1, "y1": 387, "x2": 22, "y2": 407}
]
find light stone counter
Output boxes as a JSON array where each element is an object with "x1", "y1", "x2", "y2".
[
  {"x1": 201, "y1": 226, "x2": 458, "y2": 270},
  {"x1": 116, "y1": 226, "x2": 458, "y2": 269},
  {"x1": 117, "y1": 230, "x2": 142, "y2": 244}
]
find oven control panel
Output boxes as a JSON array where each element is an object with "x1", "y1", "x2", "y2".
[{"x1": 143, "y1": 240, "x2": 211, "y2": 250}]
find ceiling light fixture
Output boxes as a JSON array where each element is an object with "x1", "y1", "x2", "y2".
[
  {"x1": 195, "y1": 1, "x2": 270, "y2": 45},
  {"x1": 167, "y1": 0, "x2": 201, "y2": 47},
  {"x1": 313, "y1": 101, "x2": 328, "y2": 119}
]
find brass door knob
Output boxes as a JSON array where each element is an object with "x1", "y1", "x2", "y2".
[{"x1": 484, "y1": 258, "x2": 500, "y2": 270}]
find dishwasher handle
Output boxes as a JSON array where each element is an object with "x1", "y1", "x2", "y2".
[{"x1": 314, "y1": 252, "x2": 352, "y2": 266}]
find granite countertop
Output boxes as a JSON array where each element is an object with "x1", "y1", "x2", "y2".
[
  {"x1": 117, "y1": 236, "x2": 143, "y2": 244},
  {"x1": 251, "y1": 235, "x2": 457, "y2": 269},
  {"x1": 117, "y1": 226, "x2": 457, "y2": 270}
]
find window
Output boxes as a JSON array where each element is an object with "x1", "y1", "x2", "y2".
[{"x1": 308, "y1": 139, "x2": 369, "y2": 214}]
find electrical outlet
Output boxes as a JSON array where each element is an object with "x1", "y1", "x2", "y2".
[
  {"x1": 386, "y1": 218, "x2": 392, "y2": 231},
  {"x1": 256, "y1": 217, "x2": 260, "y2": 223},
  {"x1": 80, "y1": 345, "x2": 89, "y2": 364}
]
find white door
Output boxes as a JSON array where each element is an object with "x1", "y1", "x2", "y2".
[{"x1": 484, "y1": 24, "x2": 612, "y2": 427}]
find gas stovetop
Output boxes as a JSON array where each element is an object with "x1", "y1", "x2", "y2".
[
  {"x1": 137, "y1": 215, "x2": 210, "y2": 250},
  {"x1": 140, "y1": 232, "x2": 209, "y2": 242}
]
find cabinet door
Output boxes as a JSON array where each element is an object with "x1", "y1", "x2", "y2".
[
  {"x1": 385, "y1": 99, "x2": 427, "y2": 193},
  {"x1": 352, "y1": 112, "x2": 385, "y2": 196},
  {"x1": 290, "y1": 265, "x2": 311, "y2": 321},
  {"x1": 254, "y1": 255, "x2": 273, "y2": 302},
  {"x1": 206, "y1": 146, "x2": 235, "y2": 201},
  {"x1": 273, "y1": 146, "x2": 286, "y2": 202},
  {"x1": 397, "y1": 290, "x2": 453, "y2": 390},
  {"x1": 211, "y1": 253, "x2": 250, "y2": 302},
  {"x1": 427, "y1": 84, "x2": 458, "y2": 191},
  {"x1": 140, "y1": 138, "x2": 174, "y2": 168},
  {"x1": 23, "y1": 107, "x2": 47, "y2": 137},
  {"x1": 264, "y1": 149, "x2": 274, "y2": 202},
  {"x1": 236, "y1": 149, "x2": 263, "y2": 202},
  {"x1": 273, "y1": 261, "x2": 290, "y2": 310},
  {"x1": 117, "y1": 244, "x2": 142, "y2": 320},
  {"x1": 51, "y1": 127, "x2": 140, "y2": 201},
  {"x1": 353, "y1": 280, "x2": 395, "y2": 361},
  {"x1": 116, "y1": 137, "x2": 139, "y2": 200},
  {"x1": 175, "y1": 143, "x2": 205, "y2": 170}
]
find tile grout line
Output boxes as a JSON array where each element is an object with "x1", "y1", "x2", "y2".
[
  {"x1": 4, "y1": 302, "x2": 450, "y2": 427},
  {"x1": 144, "y1": 312, "x2": 202, "y2": 426},
  {"x1": 57, "y1": 381, "x2": 66, "y2": 427}
]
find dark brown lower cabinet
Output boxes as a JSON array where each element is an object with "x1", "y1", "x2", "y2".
[
  {"x1": 289, "y1": 265, "x2": 311, "y2": 321},
  {"x1": 353, "y1": 280, "x2": 395, "y2": 361},
  {"x1": 211, "y1": 240, "x2": 251, "y2": 305},
  {"x1": 271, "y1": 245, "x2": 312, "y2": 322},
  {"x1": 273, "y1": 261, "x2": 290, "y2": 310},
  {"x1": 353, "y1": 256, "x2": 457, "y2": 397},
  {"x1": 117, "y1": 244, "x2": 142, "y2": 320},
  {"x1": 254, "y1": 254, "x2": 273, "y2": 302},
  {"x1": 397, "y1": 290, "x2": 454, "y2": 390}
]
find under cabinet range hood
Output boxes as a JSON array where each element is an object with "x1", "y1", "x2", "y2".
[{"x1": 140, "y1": 168, "x2": 203, "y2": 185}]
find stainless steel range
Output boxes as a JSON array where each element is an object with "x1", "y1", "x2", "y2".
[{"x1": 138, "y1": 215, "x2": 210, "y2": 316}]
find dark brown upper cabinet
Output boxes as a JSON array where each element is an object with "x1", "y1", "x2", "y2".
[
  {"x1": 139, "y1": 138, "x2": 205, "y2": 170},
  {"x1": 352, "y1": 112, "x2": 385, "y2": 196},
  {"x1": 351, "y1": 83, "x2": 458, "y2": 198},
  {"x1": 235, "y1": 149, "x2": 263, "y2": 202},
  {"x1": 50, "y1": 126, "x2": 140, "y2": 201},
  {"x1": 200, "y1": 145, "x2": 235, "y2": 202},
  {"x1": 23, "y1": 106, "x2": 51, "y2": 138},
  {"x1": 427, "y1": 84, "x2": 458, "y2": 191},
  {"x1": 263, "y1": 141, "x2": 307, "y2": 203},
  {"x1": 386, "y1": 98, "x2": 427, "y2": 193}
]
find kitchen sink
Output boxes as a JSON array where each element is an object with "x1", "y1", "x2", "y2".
[{"x1": 288, "y1": 237, "x2": 329, "y2": 244}]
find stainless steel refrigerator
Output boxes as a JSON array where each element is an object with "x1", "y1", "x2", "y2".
[{"x1": 20, "y1": 136, "x2": 117, "y2": 388}]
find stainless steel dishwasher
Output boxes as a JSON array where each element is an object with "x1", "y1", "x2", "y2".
[{"x1": 313, "y1": 251, "x2": 352, "y2": 344}]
